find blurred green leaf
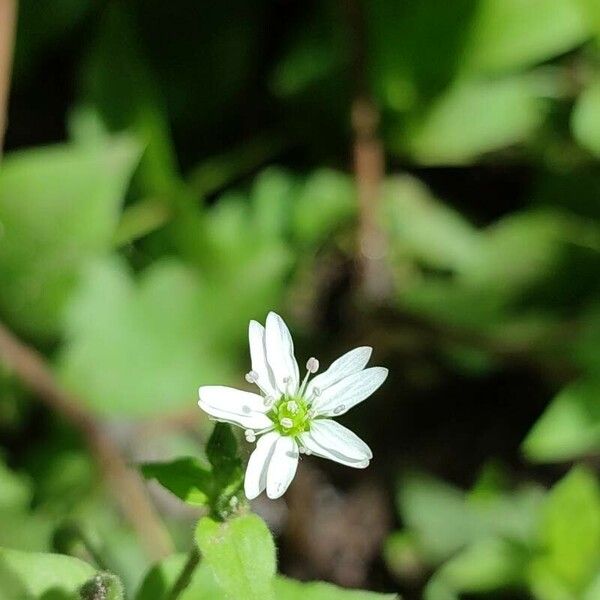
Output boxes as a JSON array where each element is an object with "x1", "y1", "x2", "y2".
[
  {"x1": 530, "y1": 467, "x2": 600, "y2": 594},
  {"x1": 403, "y1": 75, "x2": 548, "y2": 165},
  {"x1": 58, "y1": 257, "x2": 233, "y2": 416},
  {"x1": 523, "y1": 379, "x2": 600, "y2": 462},
  {"x1": 195, "y1": 514, "x2": 276, "y2": 600},
  {"x1": 0, "y1": 547, "x2": 95, "y2": 600},
  {"x1": 274, "y1": 577, "x2": 398, "y2": 599},
  {"x1": 293, "y1": 170, "x2": 356, "y2": 247},
  {"x1": 463, "y1": 0, "x2": 591, "y2": 74},
  {"x1": 0, "y1": 136, "x2": 140, "y2": 338},
  {"x1": 398, "y1": 472, "x2": 543, "y2": 563},
  {"x1": 572, "y1": 79, "x2": 600, "y2": 157},
  {"x1": 141, "y1": 458, "x2": 212, "y2": 507},
  {"x1": 136, "y1": 554, "x2": 225, "y2": 600}
]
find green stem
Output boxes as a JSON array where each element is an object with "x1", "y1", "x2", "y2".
[{"x1": 166, "y1": 546, "x2": 201, "y2": 600}]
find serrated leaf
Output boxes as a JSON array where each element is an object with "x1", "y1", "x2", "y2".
[
  {"x1": 0, "y1": 547, "x2": 96, "y2": 600},
  {"x1": 522, "y1": 380, "x2": 600, "y2": 462},
  {"x1": 0, "y1": 136, "x2": 140, "y2": 338},
  {"x1": 141, "y1": 458, "x2": 213, "y2": 506},
  {"x1": 195, "y1": 514, "x2": 276, "y2": 600}
]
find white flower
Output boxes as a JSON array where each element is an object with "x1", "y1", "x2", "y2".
[{"x1": 198, "y1": 312, "x2": 388, "y2": 500}]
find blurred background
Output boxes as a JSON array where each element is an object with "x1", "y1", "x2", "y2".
[{"x1": 2, "y1": 0, "x2": 600, "y2": 598}]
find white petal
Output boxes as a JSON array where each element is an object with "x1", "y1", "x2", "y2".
[
  {"x1": 244, "y1": 431, "x2": 280, "y2": 500},
  {"x1": 266, "y1": 435, "x2": 299, "y2": 499},
  {"x1": 248, "y1": 320, "x2": 278, "y2": 398},
  {"x1": 306, "y1": 346, "x2": 372, "y2": 398},
  {"x1": 198, "y1": 386, "x2": 272, "y2": 430},
  {"x1": 265, "y1": 312, "x2": 299, "y2": 395},
  {"x1": 300, "y1": 420, "x2": 371, "y2": 468},
  {"x1": 311, "y1": 367, "x2": 388, "y2": 417}
]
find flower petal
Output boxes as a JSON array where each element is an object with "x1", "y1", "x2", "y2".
[
  {"x1": 244, "y1": 431, "x2": 280, "y2": 500},
  {"x1": 198, "y1": 386, "x2": 272, "y2": 430},
  {"x1": 300, "y1": 420, "x2": 371, "y2": 468},
  {"x1": 265, "y1": 312, "x2": 299, "y2": 395},
  {"x1": 306, "y1": 346, "x2": 372, "y2": 398},
  {"x1": 311, "y1": 367, "x2": 388, "y2": 417},
  {"x1": 266, "y1": 435, "x2": 299, "y2": 499},
  {"x1": 248, "y1": 320, "x2": 278, "y2": 398}
]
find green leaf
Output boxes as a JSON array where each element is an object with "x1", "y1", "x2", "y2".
[
  {"x1": 140, "y1": 458, "x2": 213, "y2": 506},
  {"x1": 274, "y1": 576, "x2": 398, "y2": 599},
  {"x1": 58, "y1": 257, "x2": 234, "y2": 416},
  {"x1": 0, "y1": 136, "x2": 140, "y2": 338},
  {"x1": 404, "y1": 75, "x2": 547, "y2": 165},
  {"x1": 292, "y1": 169, "x2": 356, "y2": 246},
  {"x1": 195, "y1": 514, "x2": 276, "y2": 600},
  {"x1": 572, "y1": 79, "x2": 600, "y2": 157},
  {"x1": 0, "y1": 547, "x2": 96, "y2": 600},
  {"x1": 136, "y1": 554, "x2": 225, "y2": 600},
  {"x1": 532, "y1": 467, "x2": 600, "y2": 593},
  {"x1": 522, "y1": 379, "x2": 600, "y2": 462},
  {"x1": 463, "y1": 0, "x2": 591, "y2": 74},
  {"x1": 398, "y1": 472, "x2": 543, "y2": 562}
]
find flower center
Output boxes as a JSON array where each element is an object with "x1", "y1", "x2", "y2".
[{"x1": 269, "y1": 395, "x2": 311, "y2": 437}]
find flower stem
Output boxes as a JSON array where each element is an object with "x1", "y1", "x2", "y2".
[{"x1": 166, "y1": 546, "x2": 201, "y2": 600}]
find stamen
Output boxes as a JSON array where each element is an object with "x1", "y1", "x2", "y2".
[
  {"x1": 306, "y1": 357, "x2": 319, "y2": 373},
  {"x1": 244, "y1": 429, "x2": 256, "y2": 443},
  {"x1": 280, "y1": 417, "x2": 294, "y2": 429},
  {"x1": 245, "y1": 370, "x2": 259, "y2": 383},
  {"x1": 304, "y1": 448, "x2": 312, "y2": 455}
]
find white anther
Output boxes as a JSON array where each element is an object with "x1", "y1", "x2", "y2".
[
  {"x1": 286, "y1": 400, "x2": 299, "y2": 414},
  {"x1": 244, "y1": 429, "x2": 256, "y2": 443},
  {"x1": 306, "y1": 357, "x2": 319, "y2": 373},
  {"x1": 245, "y1": 370, "x2": 259, "y2": 383},
  {"x1": 280, "y1": 417, "x2": 294, "y2": 429},
  {"x1": 304, "y1": 448, "x2": 312, "y2": 455},
  {"x1": 299, "y1": 447, "x2": 305, "y2": 454}
]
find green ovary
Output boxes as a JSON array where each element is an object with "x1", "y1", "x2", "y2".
[{"x1": 269, "y1": 395, "x2": 311, "y2": 437}]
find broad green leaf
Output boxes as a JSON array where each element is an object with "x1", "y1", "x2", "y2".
[
  {"x1": 522, "y1": 380, "x2": 600, "y2": 462},
  {"x1": 274, "y1": 576, "x2": 398, "y2": 599},
  {"x1": 0, "y1": 137, "x2": 140, "y2": 338},
  {"x1": 58, "y1": 257, "x2": 233, "y2": 416},
  {"x1": 136, "y1": 554, "x2": 225, "y2": 600},
  {"x1": 195, "y1": 514, "x2": 276, "y2": 600},
  {"x1": 404, "y1": 76, "x2": 547, "y2": 165},
  {"x1": 140, "y1": 458, "x2": 212, "y2": 506},
  {"x1": 534, "y1": 467, "x2": 600, "y2": 593},
  {"x1": 463, "y1": 0, "x2": 590, "y2": 74},
  {"x1": 0, "y1": 547, "x2": 95, "y2": 600},
  {"x1": 572, "y1": 79, "x2": 600, "y2": 157}
]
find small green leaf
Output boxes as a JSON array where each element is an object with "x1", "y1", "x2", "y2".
[
  {"x1": 274, "y1": 576, "x2": 398, "y2": 599},
  {"x1": 0, "y1": 547, "x2": 96, "y2": 599},
  {"x1": 572, "y1": 79, "x2": 600, "y2": 157},
  {"x1": 533, "y1": 467, "x2": 600, "y2": 593},
  {"x1": 522, "y1": 379, "x2": 600, "y2": 462},
  {"x1": 195, "y1": 514, "x2": 276, "y2": 600},
  {"x1": 141, "y1": 458, "x2": 213, "y2": 506}
]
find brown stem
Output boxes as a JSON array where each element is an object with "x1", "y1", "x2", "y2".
[
  {"x1": 343, "y1": 0, "x2": 391, "y2": 301},
  {"x1": 0, "y1": 321, "x2": 174, "y2": 560},
  {"x1": 0, "y1": 0, "x2": 17, "y2": 153}
]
